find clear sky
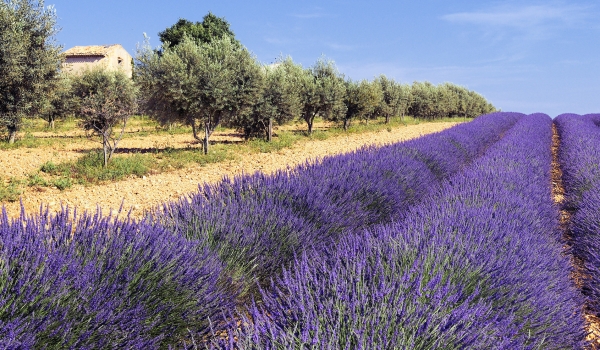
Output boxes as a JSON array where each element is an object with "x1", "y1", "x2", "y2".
[{"x1": 48, "y1": 0, "x2": 599, "y2": 117}]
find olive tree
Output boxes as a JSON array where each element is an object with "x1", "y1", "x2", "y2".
[
  {"x1": 136, "y1": 36, "x2": 263, "y2": 154},
  {"x1": 445, "y1": 83, "x2": 470, "y2": 119},
  {"x1": 429, "y1": 83, "x2": 451, "y2": 119},
  {"x1": 355, "y1": 79, "x2": 383, "y2": 124},
  {"x1": 409, "y1": 81, "x2": 495, "y2": 120},
  {"x1": 464, "y1": 89, "x2": 496, "y2": 118},
  {"x1": 228, "y1": 57, "x2": 303, "y2": 141},
  {"x1": 71, "y1": 68, "x2": 137, "y2": 167},
  {"x1": 376, "y1": 75, "x2": 411, "y2": 123},
  {"x1": 338, "y1": 79, "x2": 381, "y2": 130},
  {"x1": 0, "y1": 0, "x2": 62, "y2": 143},
  {"x1": 339, "y1": 79, "x2": 359, "y2": 131},
  {"x1": 408, "y1": 81, "x2": 438, "y2": 120},
  {"x1": 40, "y1": 73, "x2": 76, "y2": 129},
  {"x1": 299, "y1": 57, "x2": 346, "y2": 135},
  {"x1": 158, "y1": 12, "x2": 239, "y2": 49}
]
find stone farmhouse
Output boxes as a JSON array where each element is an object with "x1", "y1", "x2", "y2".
[{"x1": 62, "y1": 44, "x2": 133, "y2": 78}]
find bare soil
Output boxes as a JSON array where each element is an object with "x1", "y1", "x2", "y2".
[
  {"x1": 0, "y1": 122, "x2": 457, "y2": 219},
  {"x1": 551, "y1": 124, "x2": 599, "y2": 348}
]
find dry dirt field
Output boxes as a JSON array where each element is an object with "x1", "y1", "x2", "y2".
[{"x1": 0, "y1": 121, "x2": 458, "y2": 219}]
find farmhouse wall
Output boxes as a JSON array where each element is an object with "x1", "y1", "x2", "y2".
[
  {"x1": 104, "y1": 45, "x2": 133, "y2": 77},
  {"x1": 64, "y1": 56, "x2": 105, "y2": 75},
  {"x1": 62, "y1": 44, "x2": 133, "y2": 78}
]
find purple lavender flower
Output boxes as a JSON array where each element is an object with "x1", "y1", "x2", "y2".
[
  {"x1": 217, "y1": 114, "x2": 584, "y2": 349},
  {"x1": 555, "y1": 113, "x2": 600, "y2": 329},
  {"x1": 155, "y1": 112, "x2": 523, "y2": 304},
  {"x1": 0, "y1": 207, "x2": 232, "y2": 348}
]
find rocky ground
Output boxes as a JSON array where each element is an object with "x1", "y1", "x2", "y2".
[{"x1": 0, "y1": 121, "x2": 458, "y2": 219}]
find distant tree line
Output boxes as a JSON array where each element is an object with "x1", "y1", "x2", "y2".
[
  {"x1": 0, "y1": 2, "x2": 496, "y2": 163},
  {"x1": 136, "y1": 18, "x2": 495, "y2": 152}
]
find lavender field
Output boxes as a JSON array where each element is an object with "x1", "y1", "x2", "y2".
[
  {"x1": 556, "y1": 114, "x2": 600, "y2": 334},
  {"x1": 1, "y1": 112, "x2": 599, "y2": 349}
]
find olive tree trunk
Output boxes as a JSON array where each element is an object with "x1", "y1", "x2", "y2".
[
  {"x1": 8, "y1": 131, "x2": 17, "y2": 144},
  {"x1": 203, "y1": 123, "x2": 210, "y2": 154},
  {"x1": 103, "y1": 139, "x2": 110, "y2": 168},
  {"x1": 267, "y1": 118, "x2": 273, "y2": 142},
  {"x1": 7, "y1": 125, "x2": 17, "y2": 144}
]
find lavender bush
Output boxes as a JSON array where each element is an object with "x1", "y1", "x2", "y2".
[
  {"x1": 0, "y1": 112, "x2": 535, "y2": 348},
  {"x1": 220, "y1": 114, "x2": 584, "y2": 349},
  {"x1": 0, "y1": 207, "x2": 232, "y2": 349},
  {"x1": 555, "y1": 113, "x2": 600, "y2": 320},
  {"x1": 155, "y1": 112, "x2": 523, "y2": 301}
]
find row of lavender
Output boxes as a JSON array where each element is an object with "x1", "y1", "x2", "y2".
[
  {"x1": 213, "y1": 114, "x2": 585, "y2": 349},
  {"x1": 154, "y1": 112, "x2": 521, "y2": 302},
  {"x1": 555, "y1": 113, "x2": 600, "y2": 323},
  {"x1": 0, "y1": 113, "x2": 521, "y2": 348},
  {"x1": 0, "y1": 210, "x2": 229, "y2": 349}
]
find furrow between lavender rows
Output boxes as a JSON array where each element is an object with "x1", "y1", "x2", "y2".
[
  {"x1": 0, "y1": 112, "x2": 521, "y2": 348},
  {"x1": 216, "y1": 114, "x2": 584, "y2": 349},
  {"x1": 154, "y1": 112, "x2": 523, "y2": 303},
  {"x1": 555, "y1": 113, "x2": 600, "y2": 346}
]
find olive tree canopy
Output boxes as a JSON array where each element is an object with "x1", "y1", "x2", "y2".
[
  {"x1": 158, "y1": 12, "x2": 239, "y2": 49},
  {"x1": 136, "y1": 35, "x2": 263, "y2": 154},
  {"x1": 72, "y1": 68, "x2": 137, "y2": 167},
  {"x1": 338, "y1": 79, "x2": 382, "y2": 131},
  {"x1": 354, "y1": 79, "x2": 383, "y2": 124},
  {"x1": 298, "y1": 57, "x2": 346, "y2": 135},
  {"x1": 376, "y1": 75, "x2": 410, "y2": 123},
  {"x1": 0, "y1": 0, "x2": 62, "y2": 143},
  {"x1": 227, "y1": 57, "x2": 304, "y2": 141},
  {"x1": 40, "y1": 73, "x2": 77, "y2": 129},
  {"x1": 408, "y1": 81, "x2": 496, "y2": 120}
]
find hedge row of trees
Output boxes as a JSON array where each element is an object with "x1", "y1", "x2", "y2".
[
  {"x1": 0, "y1": 1, "x2": 496, "y2": 165},
  {"x1": 0, "y1": 0, "x2": 137, "y2": 169},
  {"x1": 136, "y1": 36, "x2": 495, "y2": 153}
]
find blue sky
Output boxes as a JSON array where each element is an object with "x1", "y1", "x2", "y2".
[{"x1": 48, "y1": 0, "x2": 599, "y2": 117}]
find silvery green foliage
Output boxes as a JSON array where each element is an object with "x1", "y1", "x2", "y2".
[
  {"x1": 298, "y1": 57, "x2": 347, "y2": 134},
  {"x1": 0, "y1": 0, "x2": 63, "y2": 143},
  {"x1": 136, "y1": 35, "x2": 263, "y2": 154},
  {"x1": 71, "y1": 68, "x2": 138, "y2": 167},
  {"x1": 39, "y1": 73, "x2": 77, "y2": 129},
  {"x1": 227, "y1": 57, "x2": 304, "y2": 140},
  {"x1": 338, "y1": 78, "x2": 383, "y2": 130},
  {"x1": 218, "y1": 114, "x2": 584, "y2": 349},
  {"x1": 375, "y1": 75, "x2": 411, "y2": 123},
  {"x1": 409, "y1": 81, "x2": 495, "y2": 120}
]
